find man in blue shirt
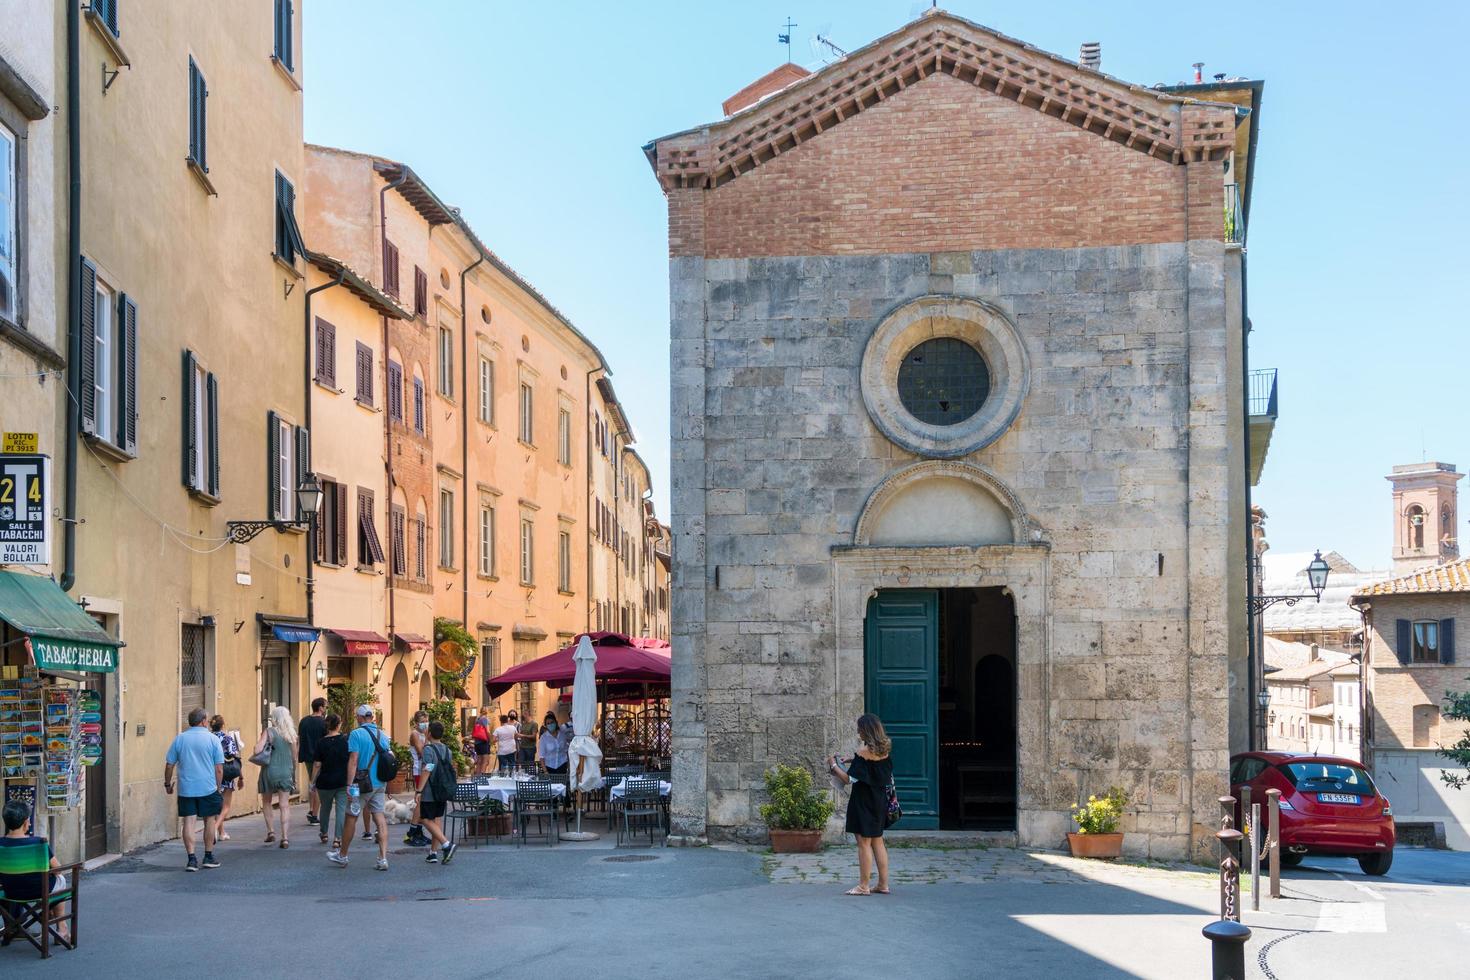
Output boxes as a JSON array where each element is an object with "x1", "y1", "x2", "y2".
[
  {"x1": 330, "y1": 705, "x2": 391, "y2": 871},
  {"x1": 164, "y1": 707, "x2": 225, "y2": 872}
]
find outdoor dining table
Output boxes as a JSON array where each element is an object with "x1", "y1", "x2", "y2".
[
  {"x1": 606, "y1": 777, "x2": 672, "y2": 800},
  {"x1": 474, "y1": 777, "x2": 568, "y2": 807}
]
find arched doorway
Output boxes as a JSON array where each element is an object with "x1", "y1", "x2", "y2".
[
  {"x1": 390, "y1": 663, "x2": 409, "y2": 741},
  {"x1": 418, "y1": 668, "x2": 432, "y2": 711}
]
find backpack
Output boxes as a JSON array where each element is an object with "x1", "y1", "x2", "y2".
[
  {"x1": 353, "y1": 725, "x2": 399, "y2": 788},
  {"x1": 427, "y1": 743, "x2": 455, "y2": 800}
]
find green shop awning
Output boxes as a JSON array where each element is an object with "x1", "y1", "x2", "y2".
[{"x1": 0, "y1": 571, "x2": 122, "y2": 673}]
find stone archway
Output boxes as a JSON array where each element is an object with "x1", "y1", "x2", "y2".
[
  {"x1": 853, "y1": 459, "x2": 1042, "y2": 547},
  {"x1": 390, "y1": 663, "x2": 409, "y2": 741}
]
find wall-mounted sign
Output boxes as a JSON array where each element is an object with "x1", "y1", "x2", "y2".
[
  {"x1": 2, "y1": 432, "x2": 39, "y2": 454},
  {"x1": 0, "y1": 454, "x2": 49, "y2": 566}
]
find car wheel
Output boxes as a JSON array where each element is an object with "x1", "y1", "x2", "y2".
[
  {"x1": 1279, "y1": 851, "x2": 1304, "y2": 868},
  {"x1": 1357, "y1": 851, "x2": 1393, "y2": 876}
]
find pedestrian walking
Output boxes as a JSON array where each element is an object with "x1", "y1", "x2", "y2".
[
  {"x1": 493, "y1": 713, "x2": 518, "y2": 775},
  {"x1": 298, "y1": 697, "x2": 327, "y2": 828},
  {"x1": 329, "y1": 704, "x2": 392, "y2": 870},
  {"x1": 0, "y1": 799, "x2": 72, "y2": 942},
  {"x1": 537, "y1": 711, "x2": 569, "y2": 773},
  {"x1": 415, "y1": 720, "x2": 458, "y2": 865},
  {"x1": 310, "y1": 713, "x2": 349, "y2": 848},
  {"x1": 210, "y1": 715, "x2": 243, "y2": 840},
  {"x1": 164, "y1": 707, "x2": 225, "y2": 872},
  {"x1": 471, "y1": 709, "x2": 493, "y2": 776},
  {"x1": 254, "y1": 705, "x2": 299, "y2": 848},
  {"x1": 404, "y1": 710, "x2": 430, "y2": 847},
  {"x1": 827, "y1": 713, "x2": 894, "y2": 896}
]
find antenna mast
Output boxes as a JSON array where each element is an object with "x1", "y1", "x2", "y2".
[
  {"x1": 778, "y1": 17, "x2": 797, "y2": 62},
  {"x1": 815, "y1": 34, "x2": 848, "y2": 60}
]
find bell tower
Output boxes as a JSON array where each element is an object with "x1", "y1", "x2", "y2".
[{"x1": 1388, "y1": 462, "x2": 1462, "y2": 576}]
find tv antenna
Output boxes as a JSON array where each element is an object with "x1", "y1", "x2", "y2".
[
  {"x1": 778, "y1": 17, "x2": 797, "y2": 62},
  {"x1": 813, "y1": 33, "x2": 848, "y2": 63}
]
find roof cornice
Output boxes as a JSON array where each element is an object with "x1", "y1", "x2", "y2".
[{"x1": 646, "y1": 11, "x2": 1238, "y2": 190}]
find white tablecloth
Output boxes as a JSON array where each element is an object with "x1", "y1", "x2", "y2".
[
  {"x1": 608, "y1": 778, "x2": 672, "y2": 800},
  {"x1": 473, "y1": 778, "x2": 567, "y2": 807}
]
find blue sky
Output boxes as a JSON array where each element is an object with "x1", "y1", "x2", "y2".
[{"x1": 304, "y1": 1, "x2": 1469, "y2": 568}]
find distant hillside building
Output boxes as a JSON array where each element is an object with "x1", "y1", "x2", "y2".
[{"x1": 645, "y1": 10, "x2": 1266, "y2": 858}]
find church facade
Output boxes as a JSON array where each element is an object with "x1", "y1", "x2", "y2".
[{"x1": 645, "y1": 11, "x2": 1261, "y2": 858}]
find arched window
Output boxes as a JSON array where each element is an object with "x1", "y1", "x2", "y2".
[
  {"x1": 1444, "y1": 505, "x2": 1454, "y2": 540},
  {"x1": 1408, "y1": 504, "x2": 1426, "y2": 550}
]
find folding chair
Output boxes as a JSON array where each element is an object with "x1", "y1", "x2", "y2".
[
  {"x1": 444, "y1": 782, "x2": 488, "y2": 849},
  {"x1": 0, "y1": 842, "x2": 81, "y2": 959}
]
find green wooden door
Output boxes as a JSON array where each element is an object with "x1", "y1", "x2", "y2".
[{"x1": 864, "y1": 590, "x2": 939, "y2": 829}]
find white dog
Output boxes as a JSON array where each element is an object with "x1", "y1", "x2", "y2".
[{"x1": 382, "y1": 796, "x2": 417, "y2": 825}]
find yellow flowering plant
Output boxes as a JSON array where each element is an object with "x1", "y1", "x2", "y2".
[{"x1": 1070, "y1": 787, "x2": 1129, "y2": 835}]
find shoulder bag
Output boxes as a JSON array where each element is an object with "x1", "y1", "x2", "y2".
[
  {"x1": 885, "y1": 779, "x2": 903, "y2": 828},
  {"x1": 248, "y1": 733, "x2": 273, "y2": 768}
]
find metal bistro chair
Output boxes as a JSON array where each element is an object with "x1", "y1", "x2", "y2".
[
  {"x1": 514, "y1": 780, "x2": 561, "y2": 847},
  {"x1": 600, "y1": 766, "x2": 642, "y2": 815},
  {"x1": 445, "y1": 782, "x2": 489, "y2": 849},
  {"x1": 617, "y1": 777, "x2": 664, "y2": 848}
]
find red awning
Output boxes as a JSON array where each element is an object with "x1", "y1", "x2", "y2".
[
  {"x1": 328, "y1": 628, "x2": 390, "y2": 657},
  {"x1": 393, "y1": 632, "x2": 431, "y2": 650},
  {"x1": 485, "y1": 632, "x2": 671, "y2": 699}
]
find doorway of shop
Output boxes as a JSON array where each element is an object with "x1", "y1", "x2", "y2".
[{"x1": 864, "y1": 587, "x2": 1016, "y2": 831}]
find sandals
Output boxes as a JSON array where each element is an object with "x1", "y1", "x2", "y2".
[
  {"x1": 263, "y1": 833, "x2": 276, "y2": 844},
  {"x1": 280, "y1": 839, "x2": 289, "y2": 849},
  {"x1": 845, "y1": 886, "x2": 872, "y2": 896},
  {"x1": 319, "y1": 833, "x2": 329, "y2": 844},
  {"x1": 873, "y1": 886, "x2": 891, "y2": 895}
]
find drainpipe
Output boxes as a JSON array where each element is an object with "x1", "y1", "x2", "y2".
[
  {"x1": 379, "y1": 171, "x2": 408, "y2": 646},
  {"x1": 302, "y1": 269, "x2": 347, "y2": 625},
  {"x1": 60, "y1": 0, "x2": 81, "y2": 592},
  {"x1": 585, "y1": 368, "x2": 596, "y2": 631},
  {"x1": 458, "y1": 245, "x2": 484, "y2": 627},
  {"x1": 1241, "y1": 251, "x2": 1257, "y2": 751}
]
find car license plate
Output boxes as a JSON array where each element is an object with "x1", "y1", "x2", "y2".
[{"x1": 1319, "y1": 793, "x2": 1360, "y2": 805}]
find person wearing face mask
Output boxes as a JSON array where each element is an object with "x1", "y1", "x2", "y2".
[
  {"x1": 537, "y1": 711, "x2": 569, "y2": 773},
  {"x1": 404, "y1": 711, "x2": 431, "y2": 847}
]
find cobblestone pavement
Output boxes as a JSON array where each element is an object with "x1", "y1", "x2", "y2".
[{"x1": 762, "y1": 842, "x2": 1221, "y2": 891}]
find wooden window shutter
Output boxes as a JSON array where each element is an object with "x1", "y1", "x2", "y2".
[
  {"x1": 382, "y1": 240, "x2": 399, "y2": 297},
  {"x1": 1443, "y1": 618, "x2": 1456, "y2": 665},
  {"x1": 315, "y1": 318, "x2": 335, "y2": 387},
  {"x1": 181, "y1": 350, "x2": 197, "y2": 488},
  {"x1": 294, "y1": 426, "x2": 310, "y2": 519},
  {"x1": 387, "y1": 361, "x2": 403, "y2": 420},
  {"x1": 188, "y1": 58, "x2": 207, "y2": 172},
  {"x1": 355, "y1": 342, "x2": 372, "y2": 404},
  {"x1": 79, "y1": 258, "x2": 98, "y2": 435},
  {"x1": 206, "y1": 372, "x2": 219, "y2": 497},
  {"x1": 360, "y1": 489, "x2": 385, "y2": 564},
  {"x1": 1395, "y1": 619, "x2": 1411, "y2": 665},
  {"x1": 314, "y1": 480, "x2": 328, "y2": 560},
  {"x1": 266, "y1": 411, "x2": 280, "y2": 519},
  {"x1": 334, "y1": 481, "x2": 348, "y2": 565},
  {"x1": 116, "y1": 293, "x2": 138, "y2": 454},
  {"x1": 414, "y1": 266, "x2": 427, "y2": 317}
]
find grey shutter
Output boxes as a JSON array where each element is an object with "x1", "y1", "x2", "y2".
[
  {"x1": 79, "y1": 258, "x2": 97, "y2": 435},
  {"x1": 206, "y1": 372, "x2": 219, "y2": 497},
  {"x1": 335, "y1": 481, "x2": 348, "y2": 565},
  {"x1": 315, "y1": 318, "x2": 335, "y2": 386},
  {"x1": 119, "y1": 293, "x2": 138, "y2": 454},
  {"x1": 1442, "y1": 618, "x2": 1456, "y2": 665},
  {"x1": 1394, "y1": 619, "x2": 1411, "y2": 665},
  {"x1": 181, "y1": 350, "x2": 197, "y2": 488},
  {"x1": 197, "y1": 65, "x2": 207, "y2": 171},
  {"x1": 266, "y1": 411, "x2": 280, "y2": 519},
  {"x1": 294, "y1": 426, "x2": 310, "y2": 519}
]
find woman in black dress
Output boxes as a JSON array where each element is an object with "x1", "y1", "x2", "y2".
[{"x1": 827, "y1": 713, "x2": 893, "y2": 895}]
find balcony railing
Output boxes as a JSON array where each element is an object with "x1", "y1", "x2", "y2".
[
  {"x1": 1248, "y1": 368, "x2": 1278, "y2": 419},
  {"x1": 1224, "y1": 182, "x2": 1244, "y2": 244}
]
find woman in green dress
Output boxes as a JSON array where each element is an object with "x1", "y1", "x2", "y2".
[{"x1": 253, "y1": 705, "x2": 298, "y2": 848}]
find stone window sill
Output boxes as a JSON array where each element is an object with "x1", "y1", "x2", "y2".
[
  {"x1": 83, "y1": 433, "x2": 134, "y2": 463},
  {"x1": 477, "y1": 573, "x2": 498, "y2": 582},
  {"x1": 0, "y1": 316, "x2": 65, "y2": 368},
  {"x1": 274, "y1": 253, "x2": 304, "y2": 280},
  {"x1": 187, "y1": 487, "x2": 220, "y2": 508},
  {"x1": 270, "y1": 55, "x2": 301, "y2": 92},
  {"x1": 187, "y1": 158, "x2": 217, "y2": 197},
  {"x1": 85, "y1": 10, "x2": 130, "y2": 67}
]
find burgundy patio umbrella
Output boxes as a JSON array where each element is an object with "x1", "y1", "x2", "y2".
[{"x1": 484, "y1": 632, "x2": 670, "y2": 699}]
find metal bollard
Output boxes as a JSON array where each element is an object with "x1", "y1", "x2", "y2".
[
  {"x1": 1250, "y1": 803, "x2": 1261, "y2": 911},
  {"x1": 1217, "y1": 826, "x2": 1244, "y2": 921},
  {"x1": 1202, "y1": 919, "x2": 1252, "y2": 980},
  {"x1": 1266, "y1": 788, "x2": 1281, "y2": 899}
]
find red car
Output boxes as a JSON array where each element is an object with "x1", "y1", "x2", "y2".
[{"x1": 1229, "y1": 751, "x2": 1395, "y2": 876}]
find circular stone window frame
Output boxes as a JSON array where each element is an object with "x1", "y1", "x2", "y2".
[{"x1": 860, "y1": 295, "x2": 1029, "y2": 459}]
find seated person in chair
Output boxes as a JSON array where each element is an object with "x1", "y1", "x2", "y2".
[{"x1": 0, "y1": 800, "x2": 70, "y2": 944}]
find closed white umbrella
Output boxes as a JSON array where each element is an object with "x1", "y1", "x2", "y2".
[{"x1": 562, "y1": 634, "x2": 603, "y2": 840}]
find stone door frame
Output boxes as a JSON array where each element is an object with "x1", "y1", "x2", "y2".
[{"x1": 830, "y1": 543, "x2": 1054, "y2": 843}]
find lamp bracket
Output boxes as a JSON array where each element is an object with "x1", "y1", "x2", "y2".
[{"x1": 226, "y1": 519, "x2": 307, "y2": 544}]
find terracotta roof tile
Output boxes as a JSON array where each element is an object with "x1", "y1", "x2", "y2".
[{"x1": 1355, "y1": 557, "x2": 1470, "y2": 597}]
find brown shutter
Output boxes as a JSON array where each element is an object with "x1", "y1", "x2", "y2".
[
  {"x1": 414, "y1": 266, "x2": 427, "y2": 317},
  {"x1": 355, "y1": 342, "x2": 372, "y2": 405},
  {"x1": 315, "y1": 318, "x2": 336, "y2": 387},
  {"x1": 315, "y1": 479, "x2": 328, "y2": 560},
  {"x1": 360, "y1": 488, "x2": 385, "y2": 564},
  {"x1": 334, "y1": 481, "x2": 348, "y2": 565}
]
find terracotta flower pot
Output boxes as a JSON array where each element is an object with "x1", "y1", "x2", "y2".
[
  {"x1": 768, "y1": 828, "x2": 823, "y2": 853},
  {"x1": 1067, "y1": 832, "x2": 1123, "y2": 859}
]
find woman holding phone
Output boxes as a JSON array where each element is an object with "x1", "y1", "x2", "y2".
[{"x1": 827, "y1": 713, "x2": 894, "y2": 896}]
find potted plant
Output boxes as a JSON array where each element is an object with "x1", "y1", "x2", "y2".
[
  {"x1": 469, "y1": 797, "x2": 511, "y2": 838},
  {"x1": 760, "y1": 764, "x2": 834, "y2": 853},
  {"x1": 1068, "y1": 787, "x2": 1129, "y2": 859},
  {"x1": 386, "y1": 741, "x2": 413, "y2": 795}
]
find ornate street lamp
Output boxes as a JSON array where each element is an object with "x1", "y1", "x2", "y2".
[
  {"x1": 226, "y1": 474, "x2": 324, "y2": 544},
  {"x1": 1257, "y1": 687, "x2": 1272, "y2": 749},
  {"x1": 1248, "y1": 550, "x2": 1330, "y2": 614},
  {"x1": 314, "y1": 661, "x2": 327, "y2": 687}
]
